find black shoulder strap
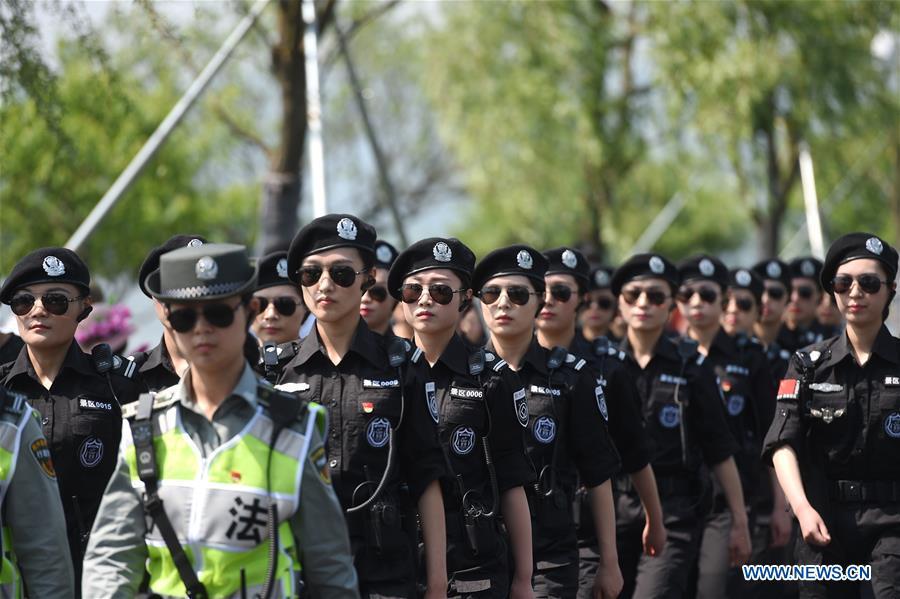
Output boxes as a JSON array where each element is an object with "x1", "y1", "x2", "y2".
[{"x1": 131, "y1": 393, "x2": 208, "y2": 599}]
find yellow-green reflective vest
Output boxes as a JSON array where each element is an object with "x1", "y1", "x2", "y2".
[
  {"x1": 122, "y1": 399, "x2": 326, "y2": 598},
  {"x1": 0, "y1": 401, "x2": 31, "y2": 599}
]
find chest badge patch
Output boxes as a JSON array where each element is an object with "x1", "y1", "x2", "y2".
[
  {"x1": 659, "y1": 404, "x2": 680, "y2": 429},
  {"x1": 366, "y1": 417, "x2": 391, "y2": 448},
  {"x1": 533, "y1": 415, "x2": 556, "y2": 444},
  {"x1": 884, "y1": 413, "x2": 900, "y2": 439},
  {"x1": 451, "y1": 426, "x2": 476, "y2": 455},
  {"x1": 727, "y1": 394, "x2": 745, "y2": 416},
  {"x1": 79, "y1": 436, "x2": 104, "y2": 468},
  {"x1": 425, "y1": 381, "x2": 439, "y2": 424},
  {"x1": 513, "y1": 388, "x2": 529, "y2": 427}
]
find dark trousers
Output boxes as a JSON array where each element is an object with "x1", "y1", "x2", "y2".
[
  {"x1": 533, "y1": 549, "x2": 579, "y2": 599},
  {"x1": 726, "y1": 512, "x2": 799, "y2": 599}
]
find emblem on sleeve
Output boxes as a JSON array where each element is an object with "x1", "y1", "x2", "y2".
[
  {"x1": 596, "y1": 385, "x2": 609, "y2": 421},
  {"x1": 366, "y1": 417, "x2": 391, "y2": 448},
  {"x1": 79, "y1": 436, "x2": 105, "y2": 468},
  {"x1": 42, "y1": 255, "x2": 66, "y2": 277},
  {"x1": 433, "y1": 242, "x2": 452, "y2": 262},
  {"x1": 884, "y1": 413, "x2": 900, "y2": 439},
  {"x1": 451, "y1": 426, "x2": 476, "y2": 455},
  {"x1": 31, "y1": 438, "x2": 56, "y2": 479},
  {"x1": 727, "y1": 395, "x2": 745, "y2": 416},
  {"x1": 561, "y1": 249, "x2": 577, "y2": 269},
  {"x1": 337, "y1": 217, "x2": 358, "y2": 240},
  {"x1": 649, "y1": 256, "x2": 665, "y2": 274},
  {"x1": 516, "y1": 250, "x2": 533, "y2": 270},
  {"x1": 513, "y1": 388, "x2": 529, "y2": 427},
  {"x1": 425, "y1": 381, "x2": 439, "y2": 424},
  {"x1": 777, "y1": 379, "x2": 800, "y2": 400},
  {"x1": 533, "y1": 416, "x2": 556, "y2": 444},
  {"x1": 659, "y1": 404, "x2": 680, "y2": 428},
  {"x1": 195, "y1": 256, "x2": 218, "y2": 280}
]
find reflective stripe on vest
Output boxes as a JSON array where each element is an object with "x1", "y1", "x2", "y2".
[
  {"x1": 123, "y1": 400, "x2": 325, "y2": 598},
  {"x1": 0, "y1": 404, "x2": 31, "y2": 598}
]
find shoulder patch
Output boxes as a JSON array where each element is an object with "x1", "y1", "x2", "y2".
[
  {"x1": 309, "y1": 445, "x2": 330, "y2": 484},
  {"x1": 30, "y1": 438, "x2": 56, "y2": 479},
  {"x1": 513, "y1": 388, "x2": 528, "y2": 427},
  {"x1": 484, "y1": 352, "x2": 496, "y2": 362}
]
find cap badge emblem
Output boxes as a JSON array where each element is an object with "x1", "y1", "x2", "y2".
[
  {"x1": 649, "y1": 256, "x2": 665, "y2": 274},
  {"x1": 801, "y1": 260, "x2": 815, "y2": 277},
  {"x1": 42, "y1": 256, "x2": 66, "y2": 277},
  {"x1": 735, "y1": 270, "x2": 752, "y2": 286},
  {"x1": 336, "y1": 217, "x2": 358, "y2": 241},
  {"x1": 195, "y1": 256, "x2": 218, "y2": 281},
  {"x1": 516, "y1": 250, "x2": 533, "y2": 270},
  {"x1": 699, "y1": 258, "x2": 715, "y2": 277},
  {"x1": 376, "y1": 244, "x2": 393, "y2": 264},
  {"x1": 187, "y1": 239, "x2": 203, "y2": 248},
  {"x1": 766, "y1": 261, "x2": 781, "y2": 278},
  {"x1": 276, "y1": 258, "x2": 288, "y2": 279},
  {"x1": 866, "y1": 237, "x2": 884, "y2": 256},
  {"x1": 433, "y1": 242, "x2": 452, "y2": 263},
  {"x1": 561, "y1": 249, "x2": 578, "y2": 269},
  {"x1": 594, "y1": 270, "x2": 610, "y2": 287}
]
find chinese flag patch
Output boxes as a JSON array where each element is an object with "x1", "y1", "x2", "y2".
[
  {"x1": 361, "y1": 402, "x2": 374, "y2": 414},
  {"x1": 777, "y1": 379, "x2": 800, "y2": 400}
]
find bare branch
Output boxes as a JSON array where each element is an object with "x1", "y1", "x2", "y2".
[
  {"x1": 323, "y1": 0, "x2": 401, "y2": 67},
  {"x1": 211, "y1": 102, "x2": 272, "y2": 154}
]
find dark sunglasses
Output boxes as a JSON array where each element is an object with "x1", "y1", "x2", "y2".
[
  {"x1": 730, "y1": 297, "x2": 755, "y2": 312},
  {"x1": 831, "y1": 274, "x2": 891, "y2": 295},
  {"x1": 588, "y1": 296, "x2": 614, "y2": 310},
  {"x1": 256, "y1": 296, "x2": 303, "y2": 317},
  {"x1": 400, "y1": 283, "x2": 465, "y2": 305},
  {"x1": 479, "y1": 285, "x2": 538, "y2": 306},
  {"x1": 167, "y1": 302, "x2": 242, "y2": 333},
  {"x1": 298, "y1": 264, "x2": 367, "y2": 288},
  {"x1": 792, "y1": 285, "x2": 816, "y2": 300},
  {"x1": 546, "y1": 284, "x2": 574, "y2": 303},
  {"x1": 364, "y1": 285, "x2": 388, "y2": 303},
  {"x1": 621, "y1": 287, "x2": 669, "y2": 306},
  {"x1": 676, "y1": 286, "x2": 719, "y2": 304},
  {"x1": 10, "y1": 292, "x2": 83, "y2": 316},
  {"x1": 764, "y1": 285, "x2": 786, "y2": 301}
]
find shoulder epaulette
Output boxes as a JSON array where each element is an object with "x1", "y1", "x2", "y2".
[
  {"x1": 565, "y1": 354, "x2": 587, "y2": 371},
  {"x1": 121, "y1": 391, "x2": 178, "y2": 419},
  {"x1": 410, "y1": 347, "x2": 423, "y2": 364},
  {"x1": 0, "y1": 387, "x2": 27, "y2": 417},
  {"x1": 492, "y1": 359, "x2": 507, "y2": 372},
  {"x1": 109, "y1": 355, "x2": 138, "y2": 379}
]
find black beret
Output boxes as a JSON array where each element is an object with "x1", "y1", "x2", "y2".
[
  {"x1": 821, "y1": 232, "x2": 898, "y2": 293},
  {"x1": 145, "y1": 243, "x2": 258, "y2": 302},
  {"x1": 589, "y1": 266, "x2": 614, "y2": 291},
  {"x1": 543, "y1": 247, "x2": 590, "y2": 287},
  {"x1": 1, "y1": 247, "x2": 91, "y2": 304},
  {"x1": 472, "y1": 245, "x2": 548, "y2": 292},
  {"x1": 387, "y1": 237, "x2": 475, "y2": 300},
  {"x1": 677, "y1": 254, "x2": 729, "y2": 290},
  {"x1": 138, "y1": 234, "x2": 207, "y2": 297},
  {"x1": 286, "y1": 214, "x2": 376, "y2": 284},
  {"x1": 751, "y1": 258, "x2": 791, "y2": 290},
  {"x1": 789, "y1": 256, "x2": 823, "y2": 283},
  {"x1": 610, "y1": 253, "x2": 679, "y2": 296},
  {"x1": 728, "y1": 268, "x2": 764, "y2": 305},
  {"x1": 255, "y1": 251, "x2": 292, "y2": 291},
  {"x1": 374, "y1": 240, "x2": 399, "y2": 269}
]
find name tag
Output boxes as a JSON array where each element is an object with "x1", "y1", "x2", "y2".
[
  {"x1": 362, "y1": 379, "x2": 400, "y2": 389},
  {"x1": 660, "y1": 374, "x2": 688, "y2": 386},
  {"x1": 275, "y1": 382, "x2": 310, "y2": 393},
  {"x1": 529, "y1": 385, "x2": 561, "y2": 397},
  {"x1": 79, "y1": 398, "x2": 112, "y2": 412},
  {"x1": 809, "y1": 382, "x2": 843, "y2": 393},
  {"x1": 885, "y1": 377, "x2": 900, "y2": 387},
  {"x1": 725, "y1": 364, "x2": 749, "y2": 376},
  {"x1": 450, "y1": 387, "x2": 484, "y2": 399}
]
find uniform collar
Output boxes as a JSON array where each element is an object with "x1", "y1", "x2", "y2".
[
  {"x1": 485, "y1": 336, "x2": 547, "y2": 374},
  {"x1": 5, "y1": 340, "x2": 94, "y2": 382},
  {"x1": 436, "y1": 333, "x2": 472, "y2": 376},
  {"x1": 140, "y1": 337, "x2": 175, "y2": 373},
  {"x1": 292, "y1": 318, "x2": 384, "y2": 369},
  {"x1": 619, "y1": 331, "x2": 680, "y2": 363},
  {"x1": 826, "y1": 326, "x2": 899, "y2": 367},
  {"x1": 709, "y1": 328, "x2": 738, "y2": 359},
  {"x1": 172, "y1": 363, "x2": 260, "y2": 410}
]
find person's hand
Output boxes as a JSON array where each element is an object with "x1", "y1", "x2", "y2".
[
  {"x1": 593, "y1": 560, "x2": 624, "y2": 599},
  {"x1": 795, "y1": 503, "x2": 831, "y2": 546},
  {"x1": 423, "y1": 582, "x2": 448, "y2": 599},
  {"x1": 642, "y1": 517, "x2": 667, "y2": 557},
  {"x1": 509, "y1": 574, "x2": 534, "y2": 599},
  {"x1": 729, "y1": 517, "x2": 752, "y2": 567},
  {"x1": 769, "y1": 506, "x2": 792, "y2": 548}
]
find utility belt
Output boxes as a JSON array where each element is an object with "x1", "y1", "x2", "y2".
[
  {"x1": 446, "y1": 503, "x2": 503, "y2": 559},
  {"x1": 829, "y1": 480, "x2": 900, "y2": 503},
  {"x1": 347, "y1": 488, "x2": 412, "y2": 555}
]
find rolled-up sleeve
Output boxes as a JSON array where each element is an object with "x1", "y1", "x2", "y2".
[{"x1": 761, "y1": 361, "x2": 805, "y2": 465}]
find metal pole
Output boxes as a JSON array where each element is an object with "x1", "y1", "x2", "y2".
[
  {"x1": 65, "y1": 0, "x2": 272, "y2": 251},
  {"x1": 798, "y1": 143, "x2": 825, "y2": 260},
  {"x1": 302, "y1": 0, "x2": 327, "y2": 217},
  {"x1": 627, "y1": 191, "x2": 686, "y2": 255}
]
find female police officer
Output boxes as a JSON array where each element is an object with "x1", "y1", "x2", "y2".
[
  {"x1": 763, "y1": 232, "x2": 900, "y2": 598},
  {"x1": 83, "y1": 242, "x2": 357, "y2": 598},
  {"x1": 388, "y1": 237, "x2": 535, "y2": 599},
  {"x1": 0, "y1": 247, "x2": 138, "y2": 595},
  {"x1": 473, "y1": 245, "x2": 622, "y2": 599}
]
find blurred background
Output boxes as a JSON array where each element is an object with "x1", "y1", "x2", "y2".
[{"x1": 1, "y1": 0, "x2": 898, "y2": 349}]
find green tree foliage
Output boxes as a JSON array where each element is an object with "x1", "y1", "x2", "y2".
[{"x1": 0, "y1": 6, "x2": 258, "y2": 278}]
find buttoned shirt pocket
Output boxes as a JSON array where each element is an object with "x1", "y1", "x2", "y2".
[
  {"x1": 805, "y1": 390, "x2": 850, "y2": 444},
  {"x1": 877, "y1": 387, "x2": 900, "y2": 446}
]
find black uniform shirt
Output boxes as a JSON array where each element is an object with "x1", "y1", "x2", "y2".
[
  {"x1": 618, "y1": 334, "x2": 738, "y2": 478},
  {"x1": 763, "y1": 339, "x2": 792, "y2": 382},
  {"x1": 762, "y1": 326, "x2": 900, "y2": 481},
  {"x1": 0, "y1": 340, "x2": 138, "y2": 580},
  {"x1": 131, "y1": 338, "x2": 180, "y2": 393},
  {"x1": 0, "y1": 333, "x2": 24, "y2": 367},
  {"x1": 571, "y1": 333, "x2": 651, "y2": 475},
  {"x1": 776, "y1": 322, "x2": 826, "y2": 354},
  {"x1": 277, "y1": 319, "x2": 445, "y2": 509},
  {"x1": 407, "y1": 333, "x2": 535, "y2": 510}
]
